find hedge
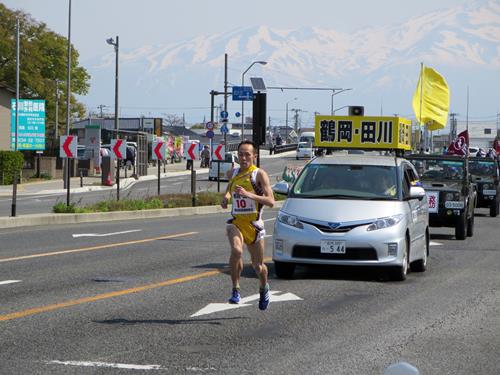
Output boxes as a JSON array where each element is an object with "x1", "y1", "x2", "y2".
[{"x1": 0, "y1": 151, "x2": 24, "y2": 185}]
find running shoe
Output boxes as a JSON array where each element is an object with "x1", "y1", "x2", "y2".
[
  {"x1": 228, "y1": 288, "x2": 241, "y2": 304},
  {"x1": 258, "y1": 284, "x2": 270, "y2": 311}
]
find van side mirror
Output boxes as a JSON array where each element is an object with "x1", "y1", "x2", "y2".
[
  {"x1": 273, "y1": 182, "x2": 289, "y2": 195},
  {"x1": 409, "y1": 186, "x2": 425, "y2": 200}
]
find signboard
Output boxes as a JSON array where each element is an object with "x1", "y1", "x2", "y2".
[
  {"x1": 152, "y1": 140, "x2": 166, "y2": 160},
  {"x1": 220, "y1": 110, "x2": 228, "y2": 119},
  {"x1": 59, "y1": 135, "x2": 77, "y2": 158},
  {"x1": 232, "y1": 86, "x2": 254, "y2": 101},
  {"x1": 220, "y1": 123, "x2": 229, "y2": 134},
  {"x1": 206, "y1": 130, "x2": 214, "y2": 139},
  {"x1": 213, "y1": 144, "x2": 225, "y2": 161},
  {"x1": 185, "y1": 142, "x2": 199, "y2": 161},
  {"x1": 314, "y1": 115, "x2": 412, "y2": 151},
  {"x1": 10, "y1": 99, "x2": 46, "y2": 150},
  {"x1": 205, "y1": 121, "x2": 214, "y2": 130},
  {"x1": 111, "y1": 139, "x2": 126, "y2": 159}
]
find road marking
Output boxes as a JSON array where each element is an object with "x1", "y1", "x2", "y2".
[
  {"x1": 47, "y1": 360, "x2": 163, "y2": 370},
  {"x1": 263, "y1": 218, "x2": 276, "y2": 222},
  {"x1": 72, "y1": 229, "x2": 142, "y2": 238},
  {"x1": 190, "y1": 291, "x2": 303, "y2": 317},
  {"x1": 0, "y1": 256, "x2": 272, "y2": 322},
  {"x1": 0, "y1": 280, "x2": 21, "y2": 286},
  {"x1": 0, "y1": 231, "x2": 198, "y2": 264},
  {"x1": 430, "y1": 241, "x2": 443, "y2": 246}
]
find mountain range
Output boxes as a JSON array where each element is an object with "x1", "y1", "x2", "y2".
[{"x1": 83, "y1": 0, "x2": 500, "y2": 126}]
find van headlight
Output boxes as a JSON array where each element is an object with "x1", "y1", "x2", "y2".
[
  {"x1": 367, "y1": 214, "x2": 404, "y2": 231},
  {"x1": 277, "y1": 211, "x2": 304, "y2": 229}
]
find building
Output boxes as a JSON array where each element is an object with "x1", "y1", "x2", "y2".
[{"x1": 0, "y1": 83, "x2": 15, "y2": 151}]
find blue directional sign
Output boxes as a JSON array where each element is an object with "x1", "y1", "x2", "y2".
[
  {"x1": 220, "y1": 110, "x2": 228, "y2": 119},
  {"x1": 232, "y1": 86, "x2": 254, "y2": 101},
  {"x1": 11, "y1": 99, "x2": 46, "y2": 150},
  {"x1": 220, "y1": 124, "x2": 229, "y2": 134},
  {"x1": 206, "y1": 130, "x2": 215, "y2": 139}
]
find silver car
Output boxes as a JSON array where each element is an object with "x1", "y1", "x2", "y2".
[{"x1": 272, "y1": 154, "x2": 429, "y2": 281}]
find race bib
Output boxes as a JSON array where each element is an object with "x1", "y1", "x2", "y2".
[{"x1": 231, "y1": 194, "x2": 257, "y2": 214}]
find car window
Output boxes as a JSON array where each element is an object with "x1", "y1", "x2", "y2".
[
  {"x1": 409, "y1": 159, "x2": 465, "y2": 180},
  {"x1": 291, "y1": 163, "x2": 398, "y2": 200},
  {"x1": 469, "y1": 160, "x2": 497, "y2": 177}
]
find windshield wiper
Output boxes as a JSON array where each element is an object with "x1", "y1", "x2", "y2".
[{"x1": 304, "y1": 194, "x2": 360, "y2": 199}]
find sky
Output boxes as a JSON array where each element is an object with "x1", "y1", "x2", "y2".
[
  {"x1": 3, "y1": 0, "x2": 497, "y2": 127},
  {"x1": 5, "y1": 0, "x2": 466, "y2": 61}
]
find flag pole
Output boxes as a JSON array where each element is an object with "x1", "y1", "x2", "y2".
[{"x1": 419, "y1": 62, "x2": 424, "y2": 152}]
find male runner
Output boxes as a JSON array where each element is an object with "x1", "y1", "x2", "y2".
[{"x1": 221, "y1": 140, "x2": 275, "y2": 310}]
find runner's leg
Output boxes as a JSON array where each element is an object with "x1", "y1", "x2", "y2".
[
  {"x1": 226, "y1": 224, "x2": 244, "y2": 289},
  {"x1": 247, "y1": 239, "x2": 268, "y2": 289}
]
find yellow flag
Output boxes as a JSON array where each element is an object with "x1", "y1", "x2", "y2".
[{"x1": 412, "y1": 65, "x2": 450, "y2": 131}]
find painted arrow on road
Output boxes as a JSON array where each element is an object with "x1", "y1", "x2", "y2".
[
  {"x1": 214, "y1": 144, "x2": 224, "y2": 161},
  {"x1": 190, "y1": 291, "x2": 302, "y2": 317},
  {"x1": 186, "y1": 143, "x2": 197, "y2": 160}
]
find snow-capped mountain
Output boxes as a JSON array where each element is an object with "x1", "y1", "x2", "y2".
[{"x1": 84, "y1": 0, "x2": 500, "y2": 125}]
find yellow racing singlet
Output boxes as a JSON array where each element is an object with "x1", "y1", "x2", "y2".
[{"x1": 227, "y1": 165, "x2": 265, "y2": 244}]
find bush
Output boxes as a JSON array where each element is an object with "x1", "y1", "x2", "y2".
[{"x1": 0, "y1": 151, "x2": 24, "y2": 185}]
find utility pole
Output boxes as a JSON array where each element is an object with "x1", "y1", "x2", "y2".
[
  {"x1": 97, "y1": 104, "x2": 108, "y2": 118},
  {"x1": 290, "y1": 108, "x2": 304, "y2": 135},
  {"x1": 224, "y1": 53, "x2": 228, "y2": 146}
]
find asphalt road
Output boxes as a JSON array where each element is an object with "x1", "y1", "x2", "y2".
[
  {"x1": 0, "y1": 207, "x2": 499, "y2": 374},
  {"x1": 0, "y1": 156, "x2": 301, "y2": 217}
]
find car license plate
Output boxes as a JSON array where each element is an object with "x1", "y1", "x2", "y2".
[
  {"x1": 320, "y1": 240, "x2": 346, "y2": 254},
  {"x1": 483, "y1": 189, "x2": 496, "y2": 195},
  {"x1": 444, "y1": 201, "x2": 464, "y2": 209}
]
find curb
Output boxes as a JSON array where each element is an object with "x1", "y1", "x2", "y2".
[{"x1": 0, "y1": 200, "x2": 285, "y2": 229}]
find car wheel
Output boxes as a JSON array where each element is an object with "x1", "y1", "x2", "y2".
[
  {"x1": 455, "y1": 213, "x2": 467, "y2": 240},
  {"x1": 274, "y1": 261, "x2": 295, "y2": 279},
  {"x1": 388, "y1": 238, "x2": 409, "y2": 281},
  {"x1": 411, "y1": 231, "x2": 428, "y2": 273},
  {"x1": 490, "y1": 200, "x2": 499, "y2": 217},
  {"x1": 466, "y1": 213, "x2": 474, "y2": 237},
  {"x1": 296, "y1": 156, "x2": 299, "y2": 160}
]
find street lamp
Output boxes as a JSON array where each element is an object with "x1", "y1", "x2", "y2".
[
  {"x1": 106, "y1": 36, "x2": 120, "y2": 199},
  {"x1": 331, "y1": 88, "x2": 352, "y2": 115},
  {"x1": 285, "y1": 98, "x2": 298, "y2": 142},
  {"x1": 333, "y1": 105, "x2": 350, "y2": 115},
  {"x1": 241, "y1": 60, "x2": 267, "y2": 140}
]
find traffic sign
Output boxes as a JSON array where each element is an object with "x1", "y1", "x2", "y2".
[
  {"x1": 152, "y1": 140, "x2": 166, "y2": 160},
  {"x1": 111, "y1": 139, "x2": 126, "y2": 159},
  {"x1": 232, "y1": 86, "x2": 254, "y2": 101},
  {"x1": 235, "y1": 112, "x2": 241, "y2": 118},
  {"x1": 220, "y1": 110, "x2": 228, "y2": 119},
  {"x1": 59, "y1": 135, "x2": 77, "y2": 158},
  {"x1": 220, "y1": 123, "x2": 229, "y2": 134},
  {"x1": 205, "y1": 121, "x2": 214, "y2": 130},
  {"x1": 185, "y1": 142, "x2": 199, "y2": 160},
  {"x1": 206, "y1": 130, "x2": 214, "y2": 139},
  {"x1": 213, "y1": 144, "x2": 225, "y2": 161}
]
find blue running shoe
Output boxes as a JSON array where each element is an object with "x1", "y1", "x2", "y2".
[
  {"x1": 228, "y1": 288, "x2": 241, "y2": 304},
  {"x1": 258, "y1": 285, "x2": 270, "y2": 311}
]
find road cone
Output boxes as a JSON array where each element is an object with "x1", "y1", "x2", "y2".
[{"x1": 104, "y1": 171, "x2": 113, "y2": 186}]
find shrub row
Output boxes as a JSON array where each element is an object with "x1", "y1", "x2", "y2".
[{"x1": 0, "y1": 151, "x2": 24, "y2": 185}]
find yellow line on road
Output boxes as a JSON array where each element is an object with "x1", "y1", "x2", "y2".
[
  {"x1": 0, "y1": 232, "x2": 198, "y2": 263},
  {"x1": 0, "y1": 256, "x2": 273, "y2": 322}
]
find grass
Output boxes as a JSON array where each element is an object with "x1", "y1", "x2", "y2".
[{"x1": 53, "y1": 191, "x2": 287, "y2": 213}]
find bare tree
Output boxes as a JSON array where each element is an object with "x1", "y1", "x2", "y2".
[{"x1": 163, "y1": 114, "x2": 184, "y2": 127}]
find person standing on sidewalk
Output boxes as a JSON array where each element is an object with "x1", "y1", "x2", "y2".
[{"x1": 220, "y1": 140, "x2": 275, "y2": 310}]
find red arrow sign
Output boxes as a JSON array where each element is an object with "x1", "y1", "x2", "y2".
[
  {"x1": 113, "y1": 139, "x2": 124, "y2": 159},
  {"x1": 63, "y1": 136, "x2": 74, "y2": 158},
  {"x1": 214, "y1": 144, "x2": 224, "y2": 161},
  {"x1": 187, "y1": 143, "x2": 197, "y2": 160},
  {"x1": 154, "y1": 142, "x2": 164, "y2": 160}
]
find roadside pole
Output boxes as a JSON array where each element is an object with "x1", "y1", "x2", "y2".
[
  {"x1": 191, "y1": 163, "x2": 196, "y2": 207},
  {"x1": 11, "y1": 17, "x2": 20, "y2": 217}
]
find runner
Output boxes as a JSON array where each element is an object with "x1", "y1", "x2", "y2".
[{"x1": 221, "y1": 140, "x2": 275, "y2": 310}]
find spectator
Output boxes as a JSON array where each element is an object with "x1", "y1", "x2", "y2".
[{"x1": 200, "y1": 145, "x2": 210, "y2": 168}]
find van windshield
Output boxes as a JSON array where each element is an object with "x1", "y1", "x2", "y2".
[{"x1": 291, "y1": 164, "x2": 399, "y2": 200}]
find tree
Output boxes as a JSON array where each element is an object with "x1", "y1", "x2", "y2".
[
  {"x1": 163, "y1": 114, "x2": 184, "y2": 127},
  {"x1": 0, "y1": 4, "x2": 90, "y2": 144}
]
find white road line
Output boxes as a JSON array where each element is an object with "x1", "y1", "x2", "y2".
[
  {"x1": 0, "y1": 280, "x2": 21, "y2": 286},
  {"x1": 430, "y1": 241, "x2": 443, "y2": 246},
  {"x1": 47, "y1": 360, "x2": 163, "y2": 370},
  {"x1": 263, "y1": 218, "x2": 276, "y2": 222},
  {"x1": 72, "y1": 229, "x2": 142, "y2": 238}
]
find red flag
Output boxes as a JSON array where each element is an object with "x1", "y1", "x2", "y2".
[{"x1": 447, "y1": 130, "x2": 469, "y2": 156}]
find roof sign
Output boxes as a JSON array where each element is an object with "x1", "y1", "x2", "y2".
[{"x1": 314, "y1": 115, "x2": 411, "y2": 151}]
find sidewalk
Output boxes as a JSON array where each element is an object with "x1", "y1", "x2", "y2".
[{"x1": 0, "y1": 149, "x2": 293, "y2": 197}]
